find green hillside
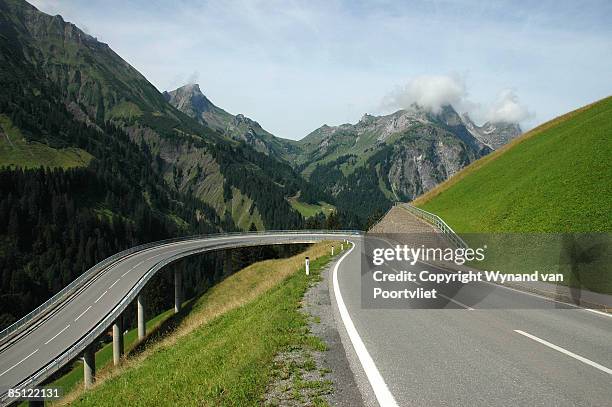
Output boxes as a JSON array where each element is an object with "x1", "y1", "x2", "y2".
[
  {"x1": 0, "y1": 0, "x2": 309, "y2": 231},
  {"x1": 62, "y1": 242, "x2": 340, "y2": 406},
  {"x1": 414, "y1": 96, "x2": 612, "y2": 233},
  {"x1": 0, "y1": 115, "x2": 92, "y2": 169}
]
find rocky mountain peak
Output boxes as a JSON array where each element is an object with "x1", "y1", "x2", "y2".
[
  {"x1": 360, "y1": 113, "x2": 375, "y2": 124},
  {"x1": 165, "y1": 83, "x2": 291, "y2": 159},
  {"x1": 164, "y1": 83, "x2": 218, "y2": 118},
  {"x1": 435, "y1": 104, "x2": 463, "y2": 127},
  {"x1": 461, "y1": 113, "x2": 522, "y2": 150}
]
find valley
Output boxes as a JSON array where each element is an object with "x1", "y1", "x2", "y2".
[{"x1": 0, "y1": 1, "x2": 610, "y2": 407}]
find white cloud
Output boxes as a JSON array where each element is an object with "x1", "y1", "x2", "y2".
[
  {"x1": 186, "y1": 71, "x2": 200, "y2": 85},
  {"x1": 381, "y1": 75, "x2": 535, "y2": 125},
  {"x1": 27, "y1": 0, "x2": 612, "y2": 138},
  {"x1": 382, "y1": 74, "x2": 468, "y2": 114},
  {"x1": 486, "y1": 89, "x2": 534, "y2": 123}
]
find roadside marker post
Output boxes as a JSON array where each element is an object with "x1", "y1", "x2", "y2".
[
  {"x1": 341, "y1": 243, "x2": 344, "y2": 250},
  {"x1": 305, "y1": 257, "x2": 310, "y2": 276},
  {"x1": 332, "y1": 246, "x2": 334, "y2": 256}
]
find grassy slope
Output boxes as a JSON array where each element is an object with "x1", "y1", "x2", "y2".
[
  {"x1": 40, "y1": 309, "x2": 175, "y2": 405},
  {"x1": 288, "y1": 196, "x2": 335, "y2": 218},
  {"x1": 0, "y1": 115, "x2": 93, "y2": 169},
  {"x1": 414, "y1": 97, "x2": 612, "y2": 233},
  {"x1": 61, "y1": 242, "x2": 342, "y2": 406}
]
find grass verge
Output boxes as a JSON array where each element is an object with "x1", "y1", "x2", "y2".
[
  {"x1": 59, "y1": 241, "x2": 343, "y2": 406},
  {"x1": 40, "y1": 308, "x2": 176, "y2": 405}
]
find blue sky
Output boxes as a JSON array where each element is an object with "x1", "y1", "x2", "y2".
[{"x1": 31, "y1": 0, "x2": 612, "y2": 140}]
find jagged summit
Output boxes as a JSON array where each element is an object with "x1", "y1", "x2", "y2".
[
  {"x1": 461, "y1": 112, "x2": 522, "y2": 150},
  {"x1": 289, "y1": 102, "x2": 523, "y2": 214},
  {"x1": 163, "y1": 83, "x2": 230, "y2": 127},
  {"x1": 166, "y1": 83, "x2": 294, "y2": 159}
]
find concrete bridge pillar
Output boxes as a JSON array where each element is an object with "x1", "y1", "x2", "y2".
[
  {"x1": 224, "y1": 249, "x2": 233, "y2": 277},
  {"x1": 174, "y1": 268, "x2": 182, "y2": 313},
  {"x1": 83, "y1": 344, "x2": 95, "y2": 389},
  {"x1": 112, "y1": 316, "x2": 124, "y2": 366},
  {"x1": 137, "y1": 294, "x2": 146, "y2": 340}
]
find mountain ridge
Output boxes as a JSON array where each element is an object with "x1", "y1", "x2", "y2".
[
  {"x1": 166, "y1": 81, "x2": 523, "y2": 220},
  {"x1": 414, "y1": 95, "x2": 612, "y2": 232},
  {"x1": 461, "y1": 112, "x2": 522, "y2": 150},
  {"x1": 0, "y1": 0, "x2": 323, "y2": 231},
  {"x1": 285, "y1": 104, "x2": 509, "y2": 218},
  {"x1": 164, "y1": 83, "x2": 299, "y2": 161}
]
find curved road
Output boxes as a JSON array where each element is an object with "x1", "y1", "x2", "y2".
[
  {"x1": 2, "y1": 233, "x2": 610, "y2": 406},
  {"x1": 0, "y1": 232, "x2": 355, "y2": 405},
  {"x1": 332, "y1": 238, "x2": 612, "y2": 406}
]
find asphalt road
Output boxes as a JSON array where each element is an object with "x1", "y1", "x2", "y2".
[
  {"x1": 332, "y1": 238, "x2": 612, "y2": 407},
  {"x1": 0, "y1": 232, "x2": 351, "y2": 405},
  {"x1": 2, "y1": 233, "x2": 610, "y2": 406}
]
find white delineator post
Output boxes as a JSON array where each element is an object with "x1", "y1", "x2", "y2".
[
  {"x1": 341, "y1": 243, "x2": 344, "y2": 250},
  {"x1": 305, "y1": 256, "x2": 310, "y2": 276},
  {"x1": 137, "y1": 294, "x2": 146, "y2": 340},
  {"x1": 174, "y1": 268, "x2": 182, "y2": 314},
  {"x1": 332, "y1": 246, "x2": 334, "y2": 256}
]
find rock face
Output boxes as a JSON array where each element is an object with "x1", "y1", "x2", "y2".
[
  {"x1": 1, "y1": 0, "x2": 309, "y2": 231},
  {"x1": 162, "y1": 81, "x2": 522, "y2": 223},
  {"x1": 286, "y1": 104, "x2": 507, "y2": 218},
  {"x1": 164, "y1": 84, "x2": 233, "y2": 131},
  {"x1": 165, "y1": 84, "x2": 296, "y2": 161},
  {"x1": 461, "y1": 113, "x2": 522, "y2": 150}
]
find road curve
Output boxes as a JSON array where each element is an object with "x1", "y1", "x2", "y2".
[
  {"x1": 0, "y1": 231, "x2": 356, "y2": 405},
  {"x1": 332, "y1": 238, "x2": 612, "y2": 407}
]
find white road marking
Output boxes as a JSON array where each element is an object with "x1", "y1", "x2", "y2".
[
  {"x1": 118, "y1": 246, "x2": 219, "y2": 278},
  {"x1": 0, "y1": 348, "x2": 39, "y2": 377},
  {"x1": 44, "y1": 324, "x2": 70, "y2": 345},
  {"x1": 415, "y1": 258, "x2": 612, "y2": 319},
  {"x1": 514, "y1": 330, "x2": 612, "y2": 375},
  {"x1": 332, "y1": 242, "x2": 399, "y2": 407},
  {"x1": 437, "y1": 293, "x2": 475, "y2": 310},
  {"x1": 0, "y1": 235, "x2": 350, "y2": 377},
  {"x1": 75, "y1": 306, "x2": 92, "y2": 322},
  {"x1": 95, "y1": 290, "x2": 108, "y2": 303},
  {"x1": 585, "y1": 308, "x2": 612, "y2": 319},
  {"x1": 109, "y1": 278, "x2": 120, "y2": 289},
  {"x1": 390, "y1": 267, "x2": 473, "y2": 310}
]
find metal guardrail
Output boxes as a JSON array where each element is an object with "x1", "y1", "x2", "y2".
[
  {"x1": 0, "y1": 230, "x2": 358, "y2": 342},
  {"x1": 398, "y1": 203, "x2": 468, "y2": 249},
  {"x1": 0, "y1": 230, "x2": 360, "y2": 404}
]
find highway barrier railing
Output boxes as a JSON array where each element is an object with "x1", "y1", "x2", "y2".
[
  {"x1": 0, "y1": 230, "x2": 358, "y2": 343},
  {"x1": 0, "y1": 230, "x2": 360, "y2": 404},
  {"x1": 398, "y1": 203, "x2": 468, "y2": 249}
]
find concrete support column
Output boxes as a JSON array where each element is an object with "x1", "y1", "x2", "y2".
[
  {"x1": 137, "y1": 294, "x2": 146, "y2": 340},
  {"x1": 174, "y1": 268, "x2": 182, "y2": 314},
  {"x1": 112, "y1": 316, "x2": 124, "y2": 366},
  {"x1": 224, "y1": 249, "x2": 233, "y2": 277},
  {"x1": 83, "y1": 345, "x2": 95, "y2": 389}
]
